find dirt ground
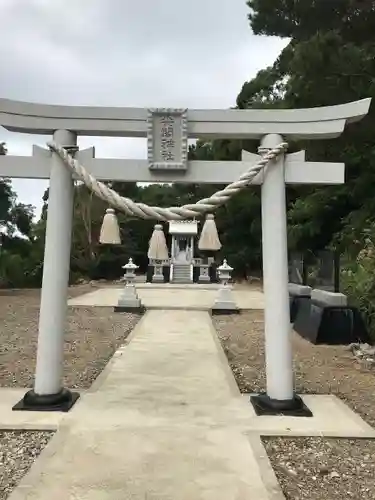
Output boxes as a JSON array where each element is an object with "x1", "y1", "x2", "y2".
[{"x1": 214, "y1": 311, "x2": 375, "y2": 500}]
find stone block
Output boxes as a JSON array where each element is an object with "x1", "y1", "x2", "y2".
[
  {"x1": 311, "y1": 289, "x2": 347, "y2": 307},
  {"x1": 288, "y1": 283, "x2": 311, "y2": 297}
]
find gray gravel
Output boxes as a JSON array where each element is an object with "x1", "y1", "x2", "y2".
[
  {"x1": 213, "y1": 310, "x2": 375, "y2": 500},
  {"x1": 0, "y1": 431, "x2": 53, "y2": 500},
  {"x1": 0, "y1": 286, "x2": 142, "y2": 388},
  {"x1": 214, "y1": 310, "x2": 375, "y2": 427},
  {"x1": 0, "y1": 286, "x2": 141, "y2": 499},
  {"x1": 263, "y1": 437, "x2": 375, "y2": 500}
]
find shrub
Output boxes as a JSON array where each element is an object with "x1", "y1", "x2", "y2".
[
  {"x1": 341, "y1": 234, "x2": 375, "y2": 342},
  {"x1": 0, "y1": 248, "x2": 43, "y2": 288}
]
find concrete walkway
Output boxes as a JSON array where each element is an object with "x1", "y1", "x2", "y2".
[
  {"x1": 9, "y1": 310, "x2": 277, "y2": 500},
  {"x1": 7, "y1": 309, "x2": 375, "y2": 499}
]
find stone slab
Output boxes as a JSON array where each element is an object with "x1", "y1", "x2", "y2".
[
  {"x1": 136, "y1": 282, "x2": 221, "y2": 289},
  {"x1": 288, "y1": 283, "x2": 311, "y2": 296},
  {"x1": 8, "y1": 425, "x2": 273, "y2": 500},
  {"x1": 68, "y1": 286, "x2": 265, "y2": 310},
  {"x1": 311, "y1": 288, "x2": 347, "y2": 306}
]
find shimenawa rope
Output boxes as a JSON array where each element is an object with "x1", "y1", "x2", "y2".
[{"x1": 47, "y1": 141, "x2": 288, "y2": 221}]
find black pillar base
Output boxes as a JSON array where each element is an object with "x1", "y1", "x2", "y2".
[
  {"x1": 114, "y1": 305, "x2": 146, "y2": 313},
  {"x1": 211, "y1": 308, "x2": 240, "y2": 316},
  {"x1": 12, "y1": 388, "x2": 80, "y2": 412},
  {"x1": 250, "y1": 393, "x2": 313, "y2": 417}
]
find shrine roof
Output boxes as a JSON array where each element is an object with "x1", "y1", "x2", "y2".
[{"x1": 169, "y1": 221, "x2": 198, "y2": 235}]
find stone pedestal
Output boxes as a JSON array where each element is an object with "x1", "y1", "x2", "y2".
[
  {"x1": 294, "y1": 288, "x2": 369, "y2": 345},
  {"x1": 116, "y1": 284, "x2": 143, "y2": 311},
  {"x1": 198, "y1": 264, "x2": 211, "y2": 283},
  {"x1": 288, "y1": 283, "x2": 312, "y2": 324},
  {"x1": 212, "y1": 285, "x2": 239, "y2": 314},
  {"x1": 150, "y1": 259, "x2": 168, "y2": 283},
  {"x1": 153, "y1": 262, "x2": 165, "y2": 283}
]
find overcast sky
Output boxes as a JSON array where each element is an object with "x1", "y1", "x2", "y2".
[{"x1": 0, "y1": 0, "x2": 287, "y2": 217}]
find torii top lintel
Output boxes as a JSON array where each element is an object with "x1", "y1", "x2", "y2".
[{"x1": 0, "y1": 98, "x2": 371, "y2": 140}]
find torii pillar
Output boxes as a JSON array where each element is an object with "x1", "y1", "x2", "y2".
[
  {"x1": 242, "y1": 143, "x2": 344, "y2": 415},
  {"x1": 258, "y1": 134, "x2": 295, "y2": 412},
  {"x1": 29, "y1": 130, "x2": 79, "y2": 409}
]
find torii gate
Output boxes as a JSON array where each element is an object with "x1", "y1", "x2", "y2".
[{"x1": 0, "y1": 97, "x2": 371, "y2": 415}]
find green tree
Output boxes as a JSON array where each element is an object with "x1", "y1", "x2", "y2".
[
  {"x1": 239, "y1": 1, "x2": 375, "y2": 255},
  {"x1": 242, "y1": 0, "x2": 375, "y2": 334},
  {"x1": 0, "y1": 142, "x2": 43, "y2": 287}
]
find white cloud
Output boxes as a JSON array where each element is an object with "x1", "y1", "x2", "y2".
[{"x1": 0, "y1": 0, "x2": 288, "y2": 218}]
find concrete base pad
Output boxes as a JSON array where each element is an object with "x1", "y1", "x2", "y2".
[
  {"x1": 151, "y1": 275, "x2": 165, "y2": 283},
  {"x1": 68, "y1": 286, "x2": 264, "y2": 311},
  {"x1": 244, "y1": 394, "x2": 375, "y2": 438},
  {"x1": 198, "y1": 276, "x2": 211, "y2": 283},
  {"x1": 1, "y1": 389, "x2": 374, "y2": 440},
  {"x1": 0, "y1": 389, "x2": 68, "y2": 430},
  {"x1": 139, "y1": 282, "x2": 220, "y2": 289}
]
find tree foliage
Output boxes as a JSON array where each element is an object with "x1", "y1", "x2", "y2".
[
  {"x1": 238, "y1": 1, "x2": 375, "y2": 256},
  {"x1": 243, "y1": 0, "x2": 375, "y2": 335},
  {"x1": 0, "y1": 143, "x2": 42, "y2": 287}
]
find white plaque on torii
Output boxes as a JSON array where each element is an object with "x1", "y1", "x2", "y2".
[{"x1": 147, "y1": 108, "x2": 188, "y2": 171}]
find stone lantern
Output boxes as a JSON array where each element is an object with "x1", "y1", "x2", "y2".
[
  {"x1": 217, "y1": 259, "x2": 233, "y2": 285},
  {"x1": 115, "y1": 258, "x2": 144, "y2": 312},
  {"x1": 123, "y1": 258, "x2": 138, "y2": 285},
  {"x1": 212, "y1": 259, "x2": 239, "y2": 314}
]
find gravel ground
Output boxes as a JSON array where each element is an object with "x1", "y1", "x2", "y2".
[
  {"x1": 0, "y1": 285, "x2": 142, "y2": 388},
  {"x1": 0, "y1": 431, "x2": 53, "y2": 500},
  {"x1": 213, "y1": 311, "x2": 375, "y2": 500},
  {"x1": 262, "y1": 437, "x2": 375, "y2": 500},
  {"x1": 0, "y1": 285, "x2": 141, "y2": 499}
]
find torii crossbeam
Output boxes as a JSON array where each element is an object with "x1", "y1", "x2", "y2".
[{"x1": 0, "y1": 97, "x2": 371, "y2": 415}]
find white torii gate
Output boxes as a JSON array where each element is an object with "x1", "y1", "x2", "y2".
[{"x1": 0, "y1": 97, "x2": 371, "y2": 414}]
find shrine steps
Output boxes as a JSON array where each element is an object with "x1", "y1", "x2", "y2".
[{"x1": 171, "y1": 263, "x2": 192, "y2": 284}]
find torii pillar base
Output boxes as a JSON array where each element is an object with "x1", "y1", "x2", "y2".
[
  {"x1": 250, "y1": 393, "x2": 312, "y2": 417},
  {"x1": 13, "y1": 388, "x2": 80, "y2": 412}
]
